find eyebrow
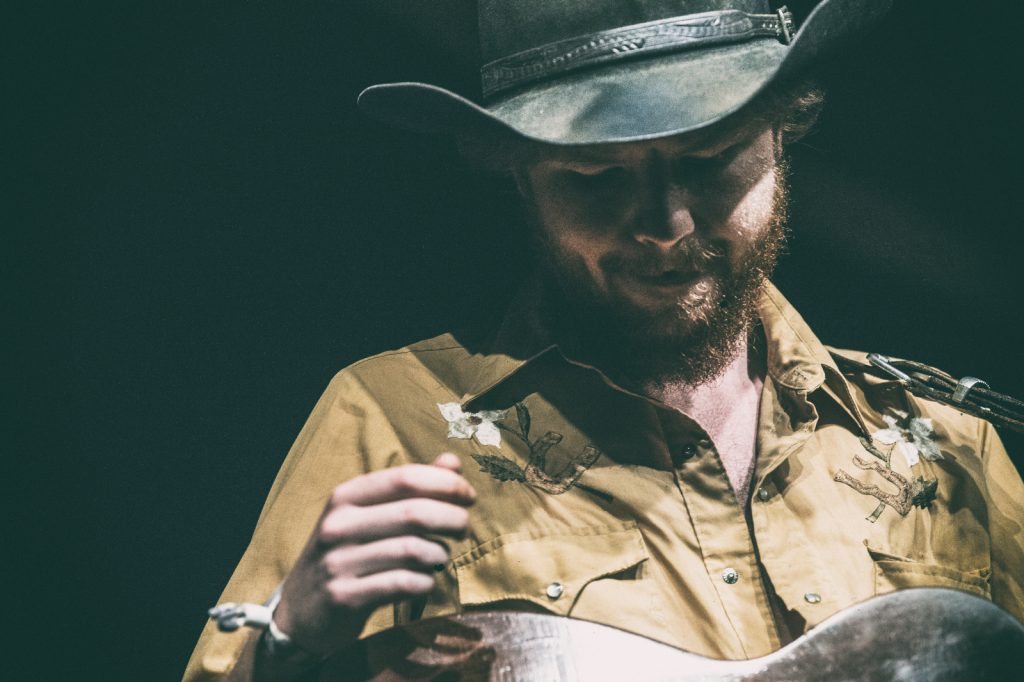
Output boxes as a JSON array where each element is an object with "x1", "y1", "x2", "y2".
[
  {"x1": 540, "y1": 138, "x2": 730, "y2": 168},
  {"x1": 538, "y1": 119, "x2": 766, "y2": 166}
]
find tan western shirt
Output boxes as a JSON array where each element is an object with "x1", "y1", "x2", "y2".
[{"x1": 185, "y1": 283, "x2": 1024, "y2": 679}]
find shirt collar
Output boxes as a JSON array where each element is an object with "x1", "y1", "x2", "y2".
[
  {"x1": 757, "y1": 283, "x2": 871, "y2": 435},
  {"x1": 461, "y1": 279, "x2": 870, "y2": 436},
  {"x1": 460, "y1": 275, "x2": 556, "y2": 405}
]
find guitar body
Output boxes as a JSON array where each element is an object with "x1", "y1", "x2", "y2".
[{"x1": 322, "y1": 588, "x2": 1023, "y2": 681}]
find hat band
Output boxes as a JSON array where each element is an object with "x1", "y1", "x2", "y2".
[{"x1": 481, "y1": 7, "x2": 796, "y2": 99}]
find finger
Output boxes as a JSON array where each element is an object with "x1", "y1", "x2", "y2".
[
  {"x1": 323, "y1": 535, "x2": 450, "y2": 577},
  {"x1": 319, "y1": 497, "x2": 470, "y2": 545},
  {"x1": 327, "y1": 570, "x2": 436, "y2": 612},
  {"x1": 330, "y1": 464, "x2": 476, "y2": 508},
  {"x1": 432, "y1": 452, "x2": 462, "y2": 472}
]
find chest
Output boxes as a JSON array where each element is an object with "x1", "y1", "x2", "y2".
[{"x1": 673, "y1": 385, "x2": 763, "y2": 501}]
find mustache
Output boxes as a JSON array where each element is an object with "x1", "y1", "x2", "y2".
[{"x1": 598, "y1": 236, "x2": 728, "y2": 278}]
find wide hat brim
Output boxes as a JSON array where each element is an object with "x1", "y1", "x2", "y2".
[{"x1": 358, "y1": 0, "x2": 891, "y2": 146}]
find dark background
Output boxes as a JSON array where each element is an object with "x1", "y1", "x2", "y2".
[{"x1": 16, "y1": 0, "x2": 1023, "y2": 678}]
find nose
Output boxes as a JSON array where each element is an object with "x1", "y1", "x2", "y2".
[{"x1": 632, "y1": 157, "x2": 696, "y2": 248}]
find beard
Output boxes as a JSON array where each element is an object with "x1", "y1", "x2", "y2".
[{"x1": 531, "y1": 163, "x2": 790, "y2": 390}]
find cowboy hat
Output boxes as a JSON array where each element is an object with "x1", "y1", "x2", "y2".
[{"x1": 357, "y1": 0, "x2": 891, "y2": 146}]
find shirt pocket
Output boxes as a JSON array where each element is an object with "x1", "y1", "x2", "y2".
[
  {"x1": 867, "y1": 546, "x2": 992, "y2": 601},
  {"x1": 452, "y1": 521, "x2": 650, "y2": 618}
]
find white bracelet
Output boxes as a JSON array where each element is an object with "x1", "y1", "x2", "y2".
[
  {"x1": 207, "y1": 601, "x2": 274, "y2": 631},
  {"x1": 208, "y1": 588, "x2": 320, "y2": 665},
  {"x1": 261, "y1": 617, "x2": 312, "y2": 660}
]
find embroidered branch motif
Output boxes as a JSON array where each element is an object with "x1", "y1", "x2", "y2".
[
  {"x1": 835, "y1": 455, "x2": 913, "y2": 518},
  {"x1": 472, "y1": 454, "x2": 527, "y2": 483},
  {"x1": 470, "y1": 402, "x2": 611, "y2": 502},
  {"x1": 859, "y1": 437, "x2": 892, "y2": 466},
  {"x1": 835, "y1": 453, "x2": 938, "y2": 522}
]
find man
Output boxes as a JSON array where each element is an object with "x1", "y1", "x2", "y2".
[{"x1": 186, "y1": 0, "x2": 1024, "y2": 679}]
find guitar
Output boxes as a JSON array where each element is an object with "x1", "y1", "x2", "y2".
[{"x1": 320, "y1": 588, "x2": 1023, "y2": 680}]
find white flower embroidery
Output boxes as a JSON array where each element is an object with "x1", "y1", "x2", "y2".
[
  {"x1": 872, "y1": 409, "x2": 943, "y2": 467},
  {"x1": 437, "y1": 403, "x2": 508, "y2": 448}
]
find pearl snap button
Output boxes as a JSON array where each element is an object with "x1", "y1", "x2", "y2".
[
  {"x1": 546, "y1": 582, "x2": 564, "y2": 599},
  {"x1": 804, "y1": 592, "x2": 822, "y2": 604},
  {"x1": 722, "y1": 568, "x2": 739, "y2": 584}
]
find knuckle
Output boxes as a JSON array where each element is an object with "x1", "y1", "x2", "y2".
[
  {"x1": 390, "y1": 467, "x2": 419, "y2": 495},
  {"x1": 400, "y1": 501, "x2": 428, "y2": 529},
  {"x1": 326, "y1": 579, "x2": 355, "y2": 606},
  {"x1": 398, "y1": 536, "x2": 423, "y2": 559},
  {"x1": 319, "y1": 550, "x2": 345, "y2": 577}
]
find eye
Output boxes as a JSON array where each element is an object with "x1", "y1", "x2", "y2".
[
  {"x1": 675, "y1": 140, "x2": 750, "y2": 174},
  {"x1": 672, "y1": 151, "x2": 728, "y2": 176},
  {"x1": 562, "y1": 165, "x2": 625, "y2": 185}
]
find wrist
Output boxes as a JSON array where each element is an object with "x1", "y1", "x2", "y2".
[
  {"x1": 253, "y1": 614, "x2": 323, "y2": 678},
  {"x1": 208, "y1": 588, "x2": 323, "y2": 677}
]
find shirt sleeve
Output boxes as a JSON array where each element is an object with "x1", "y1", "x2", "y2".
[
  {"x1": 182, "y1": 369, "x2": 409, "y2": 681},
  {"x1": 980, "y1": 420, "x2": 1024, "y2": 623}
]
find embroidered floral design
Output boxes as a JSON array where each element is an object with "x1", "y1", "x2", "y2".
[
  {"x1": 871, "y1": 408, "x2": 942, "y2": 467},
  {"x1": 437, "y1": 403, "x2": 507, "y2": 448},
  {"x1": 470, "y1": 402, "x2": 610, "y2": 502}
]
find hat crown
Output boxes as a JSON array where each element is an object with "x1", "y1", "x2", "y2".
[{"x1": 479, "y1": 0, "x2": 771, "y2": 63}]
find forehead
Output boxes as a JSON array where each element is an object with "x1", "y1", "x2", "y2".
[{"x1": 531, "y1": 115, "x2": 772, "y2": 165}]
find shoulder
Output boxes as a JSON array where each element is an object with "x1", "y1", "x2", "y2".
[
  {"x1": 823, "y1": 354, "x2": 1024, "y2": 621},
  {"x1": 323, "y1": 324, "x2": 499, "y2": 406},
  {"x1": 349, "y1": 327, "x2": 487, "y2": 372},
  {"x1": 825, "y1": 345, "x2": 996, "y2": 456}
]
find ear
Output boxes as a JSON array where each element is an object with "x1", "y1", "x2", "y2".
[
  {"x1": 512, "y1": 167, "x2": 534, "y2": 200},
  {"x1": 772, "y1": 124, "x2": 786, "y2": 161}
]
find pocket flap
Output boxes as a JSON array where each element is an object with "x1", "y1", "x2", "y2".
[
  {"x1": 453, "y1": 521, "x2": 648, "y2": 615},
  {"x1": 867, "y1": 546, "x2": 992, "y2": 600}
]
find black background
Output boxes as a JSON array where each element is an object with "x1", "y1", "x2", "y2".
[{"x1": 15, "y1": 1, "x2": 1024, "y2": 678}]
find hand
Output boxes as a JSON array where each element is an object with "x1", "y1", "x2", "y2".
[{"x1": 271, "y1": 453, "x2": 475, "y2": 656}]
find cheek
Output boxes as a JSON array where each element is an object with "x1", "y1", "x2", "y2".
[
  {"x1": 542, "y1": 223, "x2": 613, "y2": 277},
  {"x1": 726, "y1": 166, "x2": 777, "y2": 236},
  {"x1": 529, "y1": 190, "x2": 619, "y2": 268},
  {"x1": 536, "y1": 199, "x2": 621, "y2": 248},
  {"x1": 528, "y1": 169, "x2": 631, "y2": 236}
]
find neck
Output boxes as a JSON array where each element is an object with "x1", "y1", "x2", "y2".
[
  {"x1": 642, "y1": 335, "x2": 762, "y2": 417},
  {"x1": 644, "y1": 335, "x2": 766, "y2": 502}
]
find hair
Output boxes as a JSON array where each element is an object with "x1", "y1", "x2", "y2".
[
  {"x1": 455, "y1": 77, "x2": 825, "y2": 175},
  {"x1": 755, "y1": 77, "x2": 826, "y2": 145}
]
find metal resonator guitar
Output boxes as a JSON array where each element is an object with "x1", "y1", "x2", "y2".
[{"x1": 321, "y1": 588, "x2": 1023, "y2": 681}]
